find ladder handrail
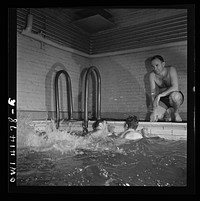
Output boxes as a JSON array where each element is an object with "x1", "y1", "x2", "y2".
[
  {"x1": 55, "y1": 70, "x2": 73, "y2": 129},
  {"x1": 83, "y1": 66, "x2": 101, "y2": 134}
]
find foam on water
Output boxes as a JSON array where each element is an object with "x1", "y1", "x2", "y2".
[{"x1": 17, "y1": 116, "x2": 127, "y2": 154}]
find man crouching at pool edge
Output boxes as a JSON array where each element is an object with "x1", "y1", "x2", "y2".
[{"x1": 149, "y1": 55, "x2": 184, "y2": 122}]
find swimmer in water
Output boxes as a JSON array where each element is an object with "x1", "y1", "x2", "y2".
[
  {"x1": 90, "y1": 117, "x2": 149, "y2": 141},
  {"x1": 90, "y1": 119, "x2": 112, "y2": 138},
  {"x1": 119, "y1": 115, "x2": 148, "y2": 140}
]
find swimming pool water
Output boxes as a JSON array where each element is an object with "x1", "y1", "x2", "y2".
[{"x1": 17, "y1": 136, "x2": 186, "y2": 186}]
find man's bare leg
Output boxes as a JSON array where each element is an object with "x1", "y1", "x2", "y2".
[
  {"x1": 169, "y1": 92, "x2": 184, "y2": 122},
  {"x1": 164, "y1": 108, "x2": 173, "y2": 122}
]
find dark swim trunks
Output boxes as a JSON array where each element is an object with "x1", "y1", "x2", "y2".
[{"x1": 160, "y1": 91, "x2": 184, "y2": 108}]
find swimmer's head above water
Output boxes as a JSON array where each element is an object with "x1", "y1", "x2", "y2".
[
  {"x1": 92, "y1": 119, "x2": 107, "y2": 131},
  {"x1": 82, "y1": 119, "x2": 107, "y2": 135},
  {"x1": 124, "y1": 115, "x2": 139, "y2": 130},
  {"x1": 90, "y1": 119, "x2": 110, "y2": 138},
  {"x1": 120, "y1": 115, "x2": 149, "y2": 139}
]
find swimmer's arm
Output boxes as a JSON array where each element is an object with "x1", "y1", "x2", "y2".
[
  {"x1": 158, "y1": 67, "x2": 179, "y2": 98},
  {"x1": 117, "y1": 131, "x2": 129, "y2": 138}
]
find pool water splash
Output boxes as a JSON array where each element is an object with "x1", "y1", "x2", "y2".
[
  {"x1": 17, "y1": 137, "x2": 187, "y2": 186},
  {"x1": 17, "y1": 117, "x2": 187, "y2": 186}
]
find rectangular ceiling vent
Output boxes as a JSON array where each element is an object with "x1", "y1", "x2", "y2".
[{"x1": 72, "y1": 9, "x2": 115, "y2": 33}]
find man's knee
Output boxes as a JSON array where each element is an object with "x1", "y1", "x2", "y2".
[{"x1": 170, "y1": 91, "x2": 183, "y2": 105}]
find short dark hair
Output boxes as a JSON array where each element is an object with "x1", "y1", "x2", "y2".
[
  {"x1": 92, "y1": 119, "x2": 105, "y2": 130},
  {"x1": 151, "y1": 55, "x2": 165, "y2": 62},
  {"x1": 125, "y1": 115, "x2": 138, "y2": 130}
]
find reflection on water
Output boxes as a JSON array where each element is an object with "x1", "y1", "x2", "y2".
[{"x1": 17, "y1": 136, "x2": 187, "y2": 186}]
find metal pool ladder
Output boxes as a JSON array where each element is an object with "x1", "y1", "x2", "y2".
[
  {"x1": 54, "y1": 70, "x2": 73, "y2": 129},
  {"x1": 82, "y1": 66, "x2": 101, "y2": 134}
]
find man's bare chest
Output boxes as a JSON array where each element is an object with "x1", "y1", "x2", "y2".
[{"x1": 155, "y1": 74, "x2": 171, "y2": 88}]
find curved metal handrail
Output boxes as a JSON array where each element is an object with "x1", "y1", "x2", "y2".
[
  {"x1": 82, "y1": 66, "x2": 101, "y2": 134},
  {"x1": 55, "y1": 70, "x2": 73, "y2": 129}
]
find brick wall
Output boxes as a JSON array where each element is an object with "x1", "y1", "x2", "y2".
[
  {"x1": 17, "y1": 33, "x2": 187, "y2": 121},
  {"x1": 17, "y1": 33, "x2": 90, "y2": 120},
  {"x1": 90, "y1": 42, "x2": 187, "y2": 121}
]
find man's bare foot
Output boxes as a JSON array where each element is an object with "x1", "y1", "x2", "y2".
[
  {"x1": 164, "y1": 108, "x2": 172, "y2": 122},
  {"x1": 174, "y1": 113, "x2": 182, "y2": 122}
]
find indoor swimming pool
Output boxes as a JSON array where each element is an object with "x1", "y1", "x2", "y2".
[
  {"x1": 12, "y1": 7, "x2": 195, "y2": 192},
  {"x1": 17, "y1": 120, "x2": 187, "y2": 187}
]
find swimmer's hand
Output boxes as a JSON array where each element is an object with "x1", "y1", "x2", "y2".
[
  {"x1": 107, "y1": 124, "x2": 115, "y2": 133},
  {"x1": 140, "y1": 128, "x2": 149, "y2": 137}
]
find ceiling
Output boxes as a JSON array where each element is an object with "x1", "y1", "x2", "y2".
[
  {"x1": 57, "y1": 8, "x2": 144, "y2": 33},
  {"x1": 40, "y1": 8, "x2": 187, "y2": 35}
]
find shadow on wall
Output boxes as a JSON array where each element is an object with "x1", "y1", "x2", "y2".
[
  {"x1": 77, "y1": 67, "x2": 98, "y2": 120},
  {"x1": 144, "y1": 57, "x2": 153, "y2": 121},
  {"x1": 45, "y1": 62, "x2": 68, "y2": 120},
  {"x1": 90, "y1": 57, "x2": 146, "y2": 120},
  {"x1": 45, "y1": 62, "x2": 92, "y2": 121},
  {"x1": 77, "y1": 67, "x2": 87, "y2": 120}
]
